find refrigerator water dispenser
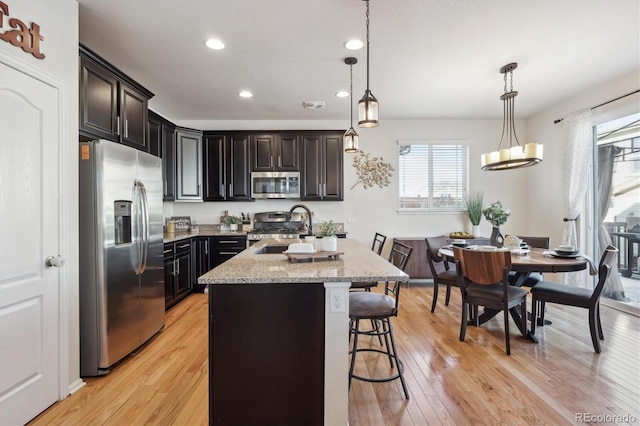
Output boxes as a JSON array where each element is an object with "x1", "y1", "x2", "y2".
[{"x1": 114, "y1": 200, "x2": 132, "y2": 245}]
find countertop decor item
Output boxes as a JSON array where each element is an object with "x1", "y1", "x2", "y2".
[
  {"x1": 222, "y1": 215, "x2": 242, "y2": 231},
  {"x1": 483, "y1": 201, "x2": 510, "y2": 247},
  {"x1": 351, "y1": 150, "x2": 393, "y2": 189},
  {"x1": 481, "y1": 62, "x2": 543, "y2": 171},
  {"x1": 316, "y1": 220, "x2": 339, "y2": 252}
]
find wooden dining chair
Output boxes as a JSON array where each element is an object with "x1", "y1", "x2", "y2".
[
  {"x1": 453, "y1": 247, "x2": 528, "y2": 355},
  {"x1": 425, "y1": 236, "x2": 458, "y2": 313},
  {"x1": 530, "y1": 245, "x2": 618, "y2": 353}
]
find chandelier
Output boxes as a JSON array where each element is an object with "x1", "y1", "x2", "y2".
[
  {"x1": 344, "y1": 57, "x2": 359, "y2": 153},
  {"x1": 358, "y1": 0, "x2": 379, "y2": 128},
  {"x1": 481, "y1": 62, "x2": 543, "y2": 171}
]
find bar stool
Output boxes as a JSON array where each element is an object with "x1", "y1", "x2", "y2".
[
  {"x1": 350, "y1": 232, "x2": 386, "y2": 292},
  {"x1": 348, "y1": 241, "x2": 412, "y2": 399}
]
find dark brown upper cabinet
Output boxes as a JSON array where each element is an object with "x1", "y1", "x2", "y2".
[
  {"x1": 148, "y1": 111, "x2": 176, "y2": 200},
  {"x1": 203, "y1": 133, "x2": 252, "y2": 201},
  {"x1": 251, "y1": 134, "x2": 300, "y2": 172},
  {"x1": 300, "y1": 133, "x2": 344, "y2": 201},
  {"x1": 79, "y1": 44, "x2": 153, "y2": 152}
]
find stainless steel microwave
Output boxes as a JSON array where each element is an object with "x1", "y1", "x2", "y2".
[{"x1": 251, "y1": 171, "x2": 300, "y2": 199}]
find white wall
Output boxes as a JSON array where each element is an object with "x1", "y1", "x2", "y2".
[
  {"x1": 176, "y1": 72, "x2": 640, "y2": 250},
  {"x1": 172, "y1": 118, "x2": 530, "y2": 245},
  {"x1": 0, "y1": 1, "x2": 80, "y2": 394},
  {"x1": 525, "y1": 71, "x2": 640, "y2": 250}
]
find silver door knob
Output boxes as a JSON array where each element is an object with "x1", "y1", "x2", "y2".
[{"x1": 46, "y1": 255, "x2": 65, "y2": 267}]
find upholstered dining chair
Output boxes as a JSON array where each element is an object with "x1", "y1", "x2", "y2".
[
  {"x1": 453, "y1": 247, "x2": 528, "y2": 355},
  {"x1": 348, "y1": 240, "x2": 412, "y2": 399},
  {"x1": 425, "y1": 236, "x2": 458, "y2": 313},
  {"x1": 350, "y1": 232, "x2": 387, "y2": 292},
  {"x1": 530, "y1": 245, "x2": 618, "y2": 353}
]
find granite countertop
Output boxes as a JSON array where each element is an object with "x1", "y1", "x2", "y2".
[
  {"x1": 198, "y1": 238, "x2": 409, "y2": 285},
  {"x1": 163, "y1": 228, "x2": 247, "y2": 243}
]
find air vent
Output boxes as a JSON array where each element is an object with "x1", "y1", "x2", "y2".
[{"x1": 303, "y1": 101, "x2": 325, "y2": 109}]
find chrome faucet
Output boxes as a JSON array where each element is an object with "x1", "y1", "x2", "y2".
[{"x1": 289, "y1": 204, "x2": 313, "y2": 236}]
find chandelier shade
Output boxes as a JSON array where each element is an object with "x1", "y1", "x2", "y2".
[
  {"x1": 344, "y1": 57, "x2": 359, "y2": 153},
  {"x1": 358, "y1": 0, "x2": 379, "y2": 128},
  {"x1": 481, "y1": 62, "x2": 543, "y2": 171}
]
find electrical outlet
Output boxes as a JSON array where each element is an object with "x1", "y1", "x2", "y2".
[{"x1": 330, "y1": 289, "x2": 345, "y2": 313}]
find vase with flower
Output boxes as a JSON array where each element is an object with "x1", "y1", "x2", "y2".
[{"x1": 482, "y1": 201, "x2": 511, "y2": 247}]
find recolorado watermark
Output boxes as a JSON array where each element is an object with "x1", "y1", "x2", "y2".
[{"x1": 575, "y1": 413, "x2": 637, "y2": 423}]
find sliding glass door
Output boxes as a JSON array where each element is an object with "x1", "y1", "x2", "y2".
[{"x1": 593, "y1": 113, "x2": 640, "y2": 314}]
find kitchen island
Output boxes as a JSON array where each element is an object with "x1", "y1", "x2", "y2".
[{"x1": 198, "y1": 238, "x2": 409, "y2": 426}]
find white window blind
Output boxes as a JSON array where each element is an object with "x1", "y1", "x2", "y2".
[{"x1": 398, "y1": 142, "x2": 469, "y2": 211}]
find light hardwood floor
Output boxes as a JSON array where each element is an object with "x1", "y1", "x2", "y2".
[{"x1": 30, "y1": 284, "x2": 640, "y2": 425}]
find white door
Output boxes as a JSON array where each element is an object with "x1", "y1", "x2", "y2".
[{"x1": 0, "y1": 61, "x2": 61, "y2": 425}]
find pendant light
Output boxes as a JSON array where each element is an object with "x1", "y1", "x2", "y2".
[
  {"x1": 481, "y1": 62, "x2": 543, "y2": 171},
  {"x1": 344, "y1": 57, "x2": 359, "y2": 153},
  {"x1": 358, "y1": 0, "x2": 379, "y2": 128}
]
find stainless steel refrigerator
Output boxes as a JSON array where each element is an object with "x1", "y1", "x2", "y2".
[{"x1": 79, "y1": 139, "x2": 165, "y2": 376}]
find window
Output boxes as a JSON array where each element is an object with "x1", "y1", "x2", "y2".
[{"x1": 398, "y1": 141, "x2": 469, "y2": 211}]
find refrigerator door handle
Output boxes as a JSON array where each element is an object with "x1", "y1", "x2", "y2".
[{"x1": 134, "y1": 180, "x2": 150, "y2": 275}]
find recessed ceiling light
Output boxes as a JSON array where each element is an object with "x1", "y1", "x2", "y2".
[
  {"x1": 205, "y1": 39, "x2": 225, "y2": 50},
  {"x1": 239, "y1": 91, "x2": 253, "y2": 98},
  {"x1": 344, "y1": 39, "x2": 363, "y2": 50},
  {"x1": 335, "y1": 91, "x2": 349, "y2": 98}
]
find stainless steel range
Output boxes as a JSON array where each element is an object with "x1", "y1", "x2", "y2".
[{"x1": 247, "y1": 211, "x2": 304, "y2": 244}]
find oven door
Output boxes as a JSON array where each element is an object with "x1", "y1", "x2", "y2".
[{"x1": 251, "y1": 172, "x2": 300, "y2": 199}]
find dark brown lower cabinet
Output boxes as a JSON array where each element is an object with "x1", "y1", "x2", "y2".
[
  {"x1": 164, "y1": 241, "x2": 192, "y2": 310},
  {"x1": 209, "y1": 283, "x2": 325, "y2": 425}
]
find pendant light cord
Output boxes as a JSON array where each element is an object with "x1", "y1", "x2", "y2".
[
  {"x1": 365, "y1": 0, "x2": 370, "y2": 91},
  {"x1": 350, "y1": 63, "x2": 354, "y2": 125}
]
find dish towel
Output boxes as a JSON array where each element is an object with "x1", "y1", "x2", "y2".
[{"x1": 581, "y1": 254, "x2": 598, "y2": 275}]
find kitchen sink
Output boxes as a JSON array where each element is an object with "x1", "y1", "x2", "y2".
[{"x1": 256, "y1": 245, "x2": 289, "y2": 254}]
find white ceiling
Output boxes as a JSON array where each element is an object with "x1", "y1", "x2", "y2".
[{"x1": 77, "y1": 0, "x2": 640, "y2": 123}]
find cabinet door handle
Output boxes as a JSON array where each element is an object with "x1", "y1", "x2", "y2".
[
  {"x1": 229, "y1": 184, "x2": 233, "y2": 196},
  {"x1": 163, "y1": 249, "x2": 172, "y2": 254},
  {"x1": 219, "y1": 251, "x2": 238, "y2": 255},
  {"x1": 205, "y1": 240, "x2": 208, "y2": 255},
  {"x1": 164, "y1": 181, "x2": 168, "y2": 194},
  {"x1": 175, "y1": 259, "x2": 180, "y2": 275},
  {"x1": 219, "y1": 240, "x2": 237, "y2": 244},
  {"x1": 172, "y1": 259, "x2": 177, "y2": 276},
  {"x1": 124, "y1": 119, "x2": 129, "y2": 138},
  {"x1": 177, "y1": 243, "x2": 190, "y2": 249},
  {"x1": 270, "y1": 156, "x2": 273, "y2": 168},
  {"x1": 115, "y1": 116, "x2": 121, "y2": 135},
  {"x1": 278, "y1": 156, "x2": 282, "y2": 168}
]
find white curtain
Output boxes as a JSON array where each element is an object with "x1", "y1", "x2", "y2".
[
  {"x1": 560, "y1": 109, "x2": 592, "y2": 287},
  {"x1": 598, "y1": 145, "x2": 625, "y2": 299}
]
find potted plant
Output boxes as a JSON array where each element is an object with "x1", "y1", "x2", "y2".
[
  {"x1": 316, "y1": 220, "x2": 339, "y2": 252},
  {"x1": 465, "y1": 191, "x2": 484, "y2": 237},
  {"x1": 222, "y1": 215, "x2": 242, "y2": 231},
  {"x1": 482, "y1": 201, "x2": 511, "y2": 247}
]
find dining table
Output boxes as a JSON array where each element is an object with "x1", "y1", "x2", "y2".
[{"x1": 439, "y1": 246, "x2": 590, "y2": 342}]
